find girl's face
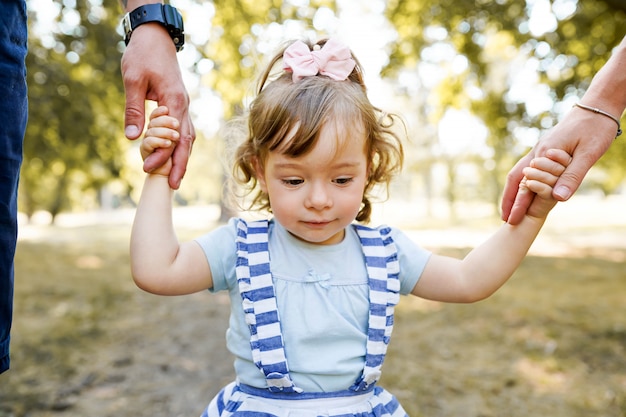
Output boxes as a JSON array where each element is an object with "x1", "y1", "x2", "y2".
[{"x1": 256, "y1": 122, "x2": 369, "y2": 245}]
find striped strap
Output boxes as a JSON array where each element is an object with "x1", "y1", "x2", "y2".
[
  {"x1": 235, "y1": 219, "x2": 303, "y2": 393},
  {"x1": 351, "y1": 225, "x2": 400, "y2": 392}
]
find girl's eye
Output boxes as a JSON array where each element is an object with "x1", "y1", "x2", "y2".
[
  {"x1": 282, "y1": 178, "x2": 304, "y2": 186},
  {"x1": 334, "y1": 177, "x2": 353, "y2": 185}
]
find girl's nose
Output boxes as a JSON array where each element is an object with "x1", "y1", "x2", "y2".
[{"x1": 304, "y1": 182, "x2": 332, "y2": 209}]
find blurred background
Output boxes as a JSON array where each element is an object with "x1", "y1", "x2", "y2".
[
  {"x1": 19, "y1": 0, "x2": 626, "y2": 223},
  {"x1": 2, "y1": 0, "x2": 626, "y2": 416}
]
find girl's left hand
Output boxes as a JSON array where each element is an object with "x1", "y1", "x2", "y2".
[
  {"x1": 520, "y1": 148, "x2": 572, "y2": 218},
  {"x1": 141, "y1": 106, "x2": 180, "y2": 177}
]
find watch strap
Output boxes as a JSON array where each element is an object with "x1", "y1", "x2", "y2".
[
  {"x1": 123, "y1": 4, "x2": 184, "y2": 52},
  {"x1": 128, "y1": 3, "x2": 165, "y2": 29}
]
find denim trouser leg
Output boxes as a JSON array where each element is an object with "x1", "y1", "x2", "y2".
[{"x1": 0, "y1": 0, "x2": 28, "y2": 374}]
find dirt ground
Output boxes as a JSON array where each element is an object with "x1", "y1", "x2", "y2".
[{"x1": 1, "y1": 196, "x2": 625, "y2": 417}]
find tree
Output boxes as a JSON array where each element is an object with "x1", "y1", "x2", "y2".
[
  {"x1": 21, "y1": 0, "x2": 127, "y2": 222},
  {"x1": 535, "y1": 0, "x2": 626, "y2": 194},
  {"x1": 384, "y1": 0, "x2": 626, "y2": 213}
]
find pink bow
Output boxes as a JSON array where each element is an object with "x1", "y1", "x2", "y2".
[{"x1": 283, "y1": 39, "x2": 356, "y2": 82}]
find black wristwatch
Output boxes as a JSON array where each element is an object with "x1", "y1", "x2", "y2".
[{"x1": 122, "y1": 4, "x2": 184, "y2": 52}]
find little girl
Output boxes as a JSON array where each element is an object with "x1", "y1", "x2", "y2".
[{"x1": 131, "y1": 39, "x2": 571, "y2": 416}]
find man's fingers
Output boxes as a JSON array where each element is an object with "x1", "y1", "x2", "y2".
[
  {"x1": 124, "y1": 90, "x2": 147, "y2": 140},
  {"x1": 168, "y1": 132, "x2": 192, "y2": 189},
  {"x1": 166, "y1": 109, "x2": 195, "y2": 189},
  {"x1": 143, "y1": 147, "x2": 174, "y2": 173}
]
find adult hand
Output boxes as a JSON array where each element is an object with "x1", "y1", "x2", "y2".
[
  {"x1": 121, "y1": 23, "x2": 195, "y2": 189},
  {"x1": 502, "y1": 106, "x2": 616, "y2": 224}
]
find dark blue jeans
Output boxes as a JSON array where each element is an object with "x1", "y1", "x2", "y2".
[{"x1": 0, "y1": 0, "x2": 28, "y2": 374}]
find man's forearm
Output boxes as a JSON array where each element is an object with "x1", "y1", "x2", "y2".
[{"x1": 119, "y1": 0, "x2": 162, "y2": 12}]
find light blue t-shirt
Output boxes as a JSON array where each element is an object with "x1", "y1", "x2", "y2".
[{"x1": 195, "y1": 218, "x2": 431, "y2": 392}]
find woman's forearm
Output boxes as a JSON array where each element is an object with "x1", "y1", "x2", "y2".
[{"x1": 581, "y1": 36, "x2": 626, "y2": 116}]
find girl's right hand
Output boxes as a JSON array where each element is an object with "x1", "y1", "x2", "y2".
[{"x1": 141, "y1": 106, "x2": 180, "y2": 177}]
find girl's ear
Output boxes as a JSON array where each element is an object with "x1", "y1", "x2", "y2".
[{"x1": 253, "y1": 156, "x2": 268, "y2": 193}]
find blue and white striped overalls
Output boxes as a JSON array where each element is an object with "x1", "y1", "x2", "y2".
[{"x1": 201, "y1": 219, "x2": 408, "y2": 417}]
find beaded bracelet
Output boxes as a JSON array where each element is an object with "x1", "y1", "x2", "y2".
[{"x1": 573, "y1": 102, "x2": 622, "y2": 138}]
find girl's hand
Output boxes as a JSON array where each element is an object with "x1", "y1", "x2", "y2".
[
  {"x1": 141, "y1": 106, "x2": 180, "y2": 177},
  {"x1": 519, "y1": 149, "x2": 572, "y2": 219}
]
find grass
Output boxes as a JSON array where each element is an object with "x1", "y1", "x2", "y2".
[
  {"x1": 1, "y1": 225, "x2": 137, "y2": 416},
  {"x1": 385, "y1": 248, "x2": 626, "y2": 417},
  {"x1": 1, "y1": 212, "x2": 625, "y2": 416}
]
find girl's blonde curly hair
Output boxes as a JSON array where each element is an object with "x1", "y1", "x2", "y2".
[{"x1": 231, "y1": 39, "x2": 405, "y2": 224}]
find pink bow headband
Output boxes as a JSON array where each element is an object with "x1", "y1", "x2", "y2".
[{"x1": 283, "y1": 39, "x2": 356, "y2": 82}]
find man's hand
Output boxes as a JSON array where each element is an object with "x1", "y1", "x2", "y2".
[{"x1": 121, "y1": 23, "x2": 195, "y2": 189}]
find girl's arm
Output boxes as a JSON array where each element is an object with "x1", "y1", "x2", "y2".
[
  {"x1": 130, "y1": 107, "x2": 213, "y2": 296},
  {"x1": 413, "y1": 215, "x2": 545, "y2": 303},
  {"x1": 412, "y1": 149, "x2": 570, "y2": 303}
]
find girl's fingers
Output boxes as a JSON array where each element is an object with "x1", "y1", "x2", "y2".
[
  {"x1": 147, "y1": 115, "x2": 180, "y2": 131},
  {"x1": 150, "y1": 105, "x2": 169, "y2": 118},
  {"x1": 147, "y1": 106, "x2": 179, "y2": 131},
  {"x1": 520, "y1": 150, "x2": 572, "y2": 213},
  {"x1": 529, "y1": 157, "x2": 565, "y2": 176},
  {"x1": 545, "y1": 148, "x2": 573, "y2": 166},
  {"x1": 523, "y1": 166, "x2": 559, "y2": 187},
  {"x1": 529, "y1": 149, "x2": 572, "y2": 176},
  {"x1": 523, "y1": 149, "x2": 573, "y2": 201},
  {"x1": 142, "y1": 136, "x2": 172, "y2": 150},
  {"x1": 141, "y1": 109, "x2": 178, "y2": 163},
  {"x1": 140, "y1": 136, "x2": 173, "y2": 160},
  {"x1": 144, "y1": 125, "x2": 180, "y2": 142},
  {"x1": 524, "y1": 178, "x2": 554, "y2": 199}
]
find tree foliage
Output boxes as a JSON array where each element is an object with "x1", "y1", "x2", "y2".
[
  {"x1": 22, "y1": 0, "x2": 340, "y2": 221},
  {"x1": 21, "y1": 0, "x2": 126, "y2": 221},
  {"x1": 204, "y1": 0, "x2": 335, "y2": 118},
  {"x1": 21, "y1": 0, "x2": 626, "y2": 220},
  {"x1": 385, "y1": 0, "x2": 626, "y2": 202}
]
